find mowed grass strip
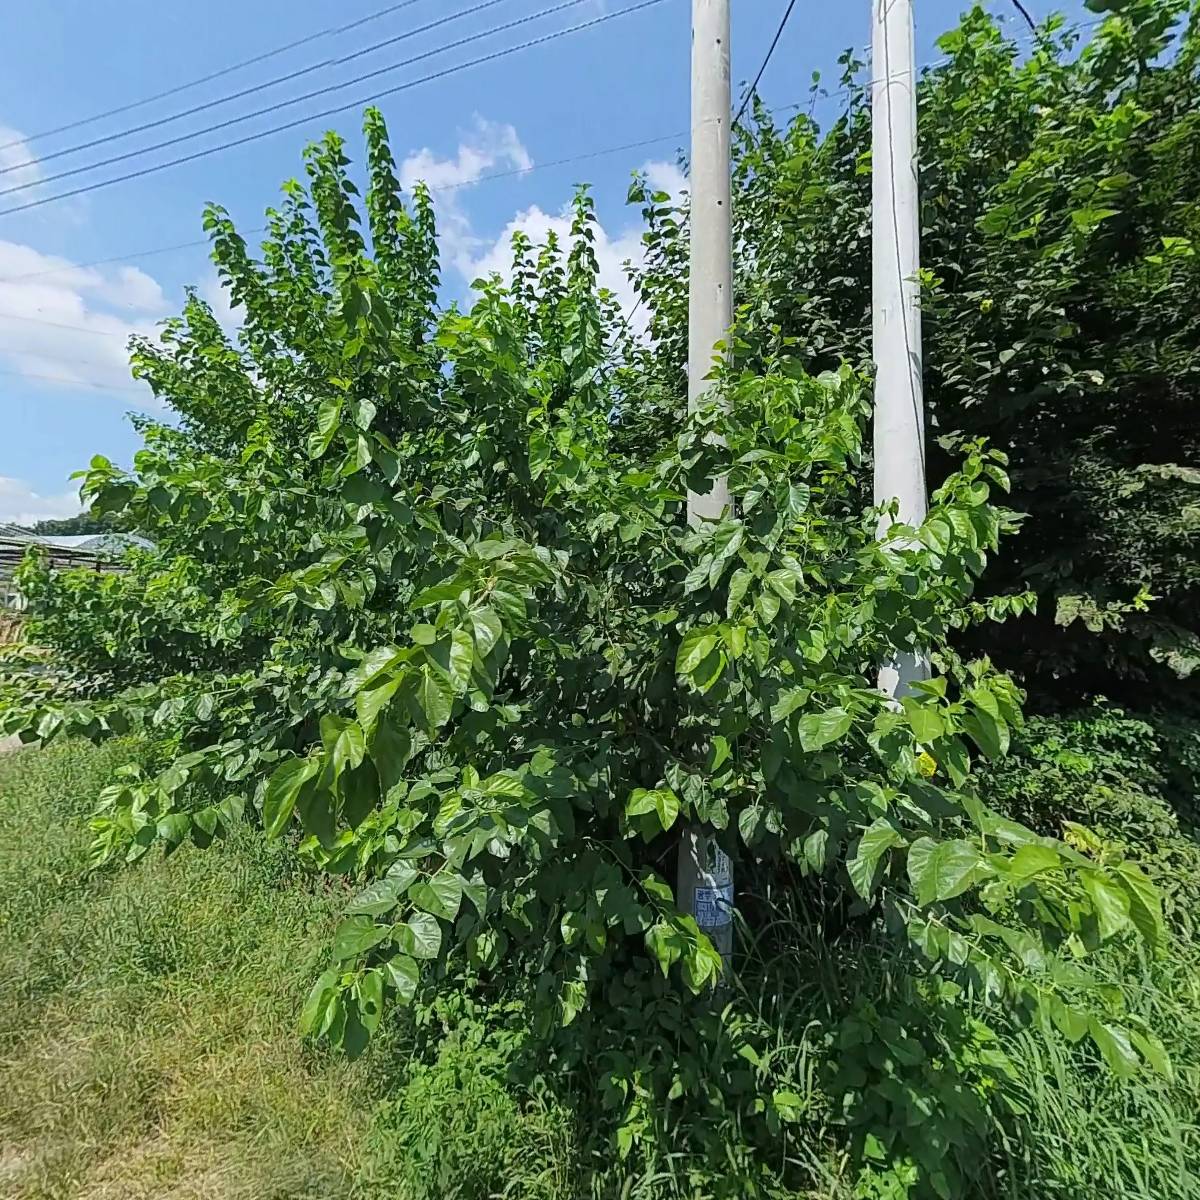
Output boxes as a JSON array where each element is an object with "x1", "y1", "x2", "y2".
[{"x1": 0, "y1": 739, "x2": 378, "y2": 1200}]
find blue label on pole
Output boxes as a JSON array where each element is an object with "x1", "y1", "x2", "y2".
[{"x1": 694, "y1": 882, "x2": 733, "y2": 929}]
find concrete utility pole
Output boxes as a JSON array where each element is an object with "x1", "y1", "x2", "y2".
[
  {"x1": 678, "y1": 0, "x2": 734, "y2": 969},
  {"x1": 871, "y1": 0, "x2": 929, "y2": 699}
]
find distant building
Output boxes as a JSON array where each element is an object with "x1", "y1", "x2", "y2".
[{"x1": 0, "y1": 526, "x2": 151, "y2": 611}]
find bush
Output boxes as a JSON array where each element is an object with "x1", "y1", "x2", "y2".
[
  {"x1": 977, "y1": 708, "x2": 1200, "y2": 933},
  {"x1": 628, "y1": 0, "x2": 1200, "y2": 709},
  {"x1": 0, "y1": 89, "x2": 1180, "y2": 1200},
  {"x1": 363, "y1": 1003, "x2": 578, "y2": 1200}
]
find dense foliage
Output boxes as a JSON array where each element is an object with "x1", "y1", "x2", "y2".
[
  {"x1": 629, "y1": 0, "x2": 1200, "y2": 708},
  {"x1": 2, "y1": 4, "x2": 1197, "y2": 1195}
]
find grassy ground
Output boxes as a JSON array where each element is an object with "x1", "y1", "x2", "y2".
[
  {"x1": 2, "y1": 736, "x2": 1197, "y2": 1200},
  {"x1": 0, "y1": 738, "x2": 380, "y2": 1200}
]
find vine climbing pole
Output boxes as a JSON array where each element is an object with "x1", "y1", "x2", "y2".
[
  {"x1": 678, "y1": 0, "x2": 735, "y2": 970},
  {"x1": 871, "y1": 0, "x2": 929, "y2": 699}
]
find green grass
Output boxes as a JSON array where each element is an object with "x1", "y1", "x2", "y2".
[
  {"x1": 0, "y1": 738, "x2": 378, "y2": 1200},
  {"x1": 2, "y1": 737, "x2": 1197, "y2": 1200}
]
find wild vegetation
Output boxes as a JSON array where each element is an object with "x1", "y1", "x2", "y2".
[{"x1": 2, "y1": 2, "x2": 1198, "y2": 1197}]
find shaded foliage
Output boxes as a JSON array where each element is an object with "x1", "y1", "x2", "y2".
[
  {"x1": 626, "y1": 0, "x2": 1200, "y2": 709},
  {"x1": 0, "y1": 28, "x2": 1185, "y2": 1194}
]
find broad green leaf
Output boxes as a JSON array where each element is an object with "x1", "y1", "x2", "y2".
[
  {"x1": 1114, "y1": 862, "x2": 1163, "y2": 949},
  {"x1": 772, "y1": 1089, "x2": 805, "y2": 1122},
  {"x1": 481, "y1": 771, "x2": 528, "y2": 798},
  {"x1": 308, "y1": 396, "x2": 343, "y2": 458},
  {"x1": 461, "y1": 872, "x2": 488, "y2": 916},
  {"x1": 1089, "y1": 1017, "x2": 1139, "y2": 1078},
  {"x1": 385, "y1": 954, "x2": 420, "y2": 1004},
  {"x1": 411, "y1": 668, "x2": 453, "y2": 733},
  {"x1": 737, "y1": 805, "x2": 763, "y2": 846},
  {"x1": 681, "y1": 937, "x2": 722, "y2": 993},
  {"x1": 369, "y1": 716, "x2": 412, "y2": 796},
  {"x1": 1083, "y1": 869, "x2": 1130, "y2": 939},
  {"x1": 710, "y1": 519, "x2": 744, "y2": 561},
  {"x1": 626, "y1": 788, "x2": 681, "y2": 832},
  {"x1": 847, "y1": 818, "x2": 903, "y2": 899},
  {"x1": 321, "y1": 714, "x2": 366, "y2": 779},
  {"x1": 770, "y1": 687, "x2": 809, "y2": 725},
  {"x1": 263, "y1": 756, "x2": 318, "y2": 840},
  {"x1": 355, "y1": 968, "x2": 384, "y2": 1034},
  {"x1": 1048, "y1": 995, "x2": 1089, "y2": 1043},
  {"x1": 395, "y1": 911, "x2": 442, "y2": 959},
  {"x1": 646, "y1": 920, "x2": 687, "y2": 977},
  {"x1": 1007, "y1": 842, "x2": 1062, "y2": 882},
  {"x1": 1130, "y1": 1029, "x2": 1172, "y2": 1080},
  {"x1": 346, "y1": 863, "x2": 418, "y2": 916},
  {"x1": 803, "y1": 828, "x2": 830, "y2": 872},
  {"x1": 900, "y1": 696, "x2": 946, "y2": 744},
  {"x1": 677, "y1": 626, "x2": 719, "y2": 675},
  {"x1": 469, "y1": 607, "x2": 503, "y2": 657},
  {"x1": 343, "y1": 644, "x2": 404, "y2": 693},
  {"x1": 410, "y1": 873, "x2": 464, "y2": 921},
  {"x1": 962, "y1": 709, "x2": 1009, "y2": 759},
  {"x1": 907, "y1": 837, "x2": 988, "y2": 906},
  {"x1": 755, "y1": 589, "x2": 781, "y2": 625},
  {"x1": 797, "y1": 706, "x2": 852, "y2": 752},
  {"x1": 765, "y1": 568, "x2": 797, "y2": 604},
  {"x1": 332, "y1": 914, "x2": 390, "y2": 961},
  {"x1": 356, "y1": 673, "x2": 403, "y2": 735},
  {"x1": 412, "y1": 577, "x2": 468, "y2": 607},
  {"x1": 448, "y1": 628, "x2": 474, "y2": 691},
  {"x1": 787, "y1": 482, "x2": 810, "y2": 518},
  {"x1": 708, "y1": 735, "x2": 731, "y2": 771},
  {"x1": 726, "y1": 567, "x2": 753, "y2": 617},
  {"x1": 299, "y1": 968, "x2": 338, "y2": 1035}
]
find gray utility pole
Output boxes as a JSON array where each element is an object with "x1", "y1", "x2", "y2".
[
  {"x1": 678, "y1": 0, "x2": 734, "y2": 969},
  {"x1": 871, "y1": 0, "x2": 929, "y2": 699}
]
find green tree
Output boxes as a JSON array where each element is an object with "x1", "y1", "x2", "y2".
[
  {"x1": 0, "y1": 105, "x2": 1171, "y2": 1197},
  {"x1": 627, "y1": 0, "x2": 1200, "y2": 709}
]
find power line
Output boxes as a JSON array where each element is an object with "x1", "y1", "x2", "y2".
[
  {"x1": 0, "y1": 365, "x2": 148, "y2": 395},
  {"x1": 0, "y1": 311, "x2": 151, "y2": 338},
  {"x1": 0, "y1": 0, "x2": 672, "y2": 217},
  {"x1": 0, "y1": 11, "x2": 1102, "y2": 275},
  {"x1": 0, "y1": 130, "x2": 692, "y2": 291},
  {"x1": 0, "y1": 343, "x2": 139, "y2": 370},
  {"x1": 0, "y1": 0, "x2": 595, "y2": 201},
  {"x1": 0, "y1": 0, "x2": 514, "y2": 179},
  {"x1": 0, "y1": 0, "x2": 432, "y2": 154},
  {"x1": 0, "y1": 235, "x2": 226, "y2": 284},
  {"x1": 733, "y1": 0, "x2": 799, "y2": 126}
]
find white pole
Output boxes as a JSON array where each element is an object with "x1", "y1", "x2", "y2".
[
  {"x1": 871, "y1": 0, "x2": 928, "y2": 698},
  {"x1": 678, "y1": 0, "x2": 734, "y2": 968}
]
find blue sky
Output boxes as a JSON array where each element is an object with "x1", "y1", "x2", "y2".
[{"x1": 0, "y1": 0, "x2": 1087, "y2": 524}]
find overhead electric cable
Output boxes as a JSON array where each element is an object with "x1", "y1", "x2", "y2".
[
  {"x1": 0, "y1": 0, "x2": 432, "y2": 153},
  {"x1": 0, "y1": 0, "x2": 603, "y2": 200},
  {"x1": 0, "y1": 0, "x2": 673, "y2": 218},
  {"x1": 0, "y1": 11, "x2": 1097, "y2": 265},
  {"x1": 0, "y1": 365, "x2": 147, "y2": 394},
  {"x1": 0, "y1": 0, "x2": 514, "y2": 178},
  {"x1": 733, "y1": 0, "x2": 799, "y2": 126}
]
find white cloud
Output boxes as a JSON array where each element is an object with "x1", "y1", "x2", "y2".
[
  {"x1": 199, "y1": 271, "x2": 244, "y2": 336},
  {"x1": 399, "y1": 117, "x2": 532, "y2": 194},
  {"x1": 642, "y1": 158, "x2": 688, "y2": 207},
  {"x1": 0, "y1": 238, "x2": 165, "y2": 404},
  {"x1": 0, "y1": 124, "x2": 168, "y2": 403},
  {"x1": 392, "y1": 118, "x2": 667, "y2": 332},
  {"x1": 0, "y1": 125, "x2": 42, "y2": 193},
  {"x1": 400, "y1": 116, "x2": 533, "y2": 279},
  {"x1": 464, "y1": 203, "x2": 646, "y2": 319},
  {"x1": 0, "y1": 476, "x2": 81, "y2": 526}
]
